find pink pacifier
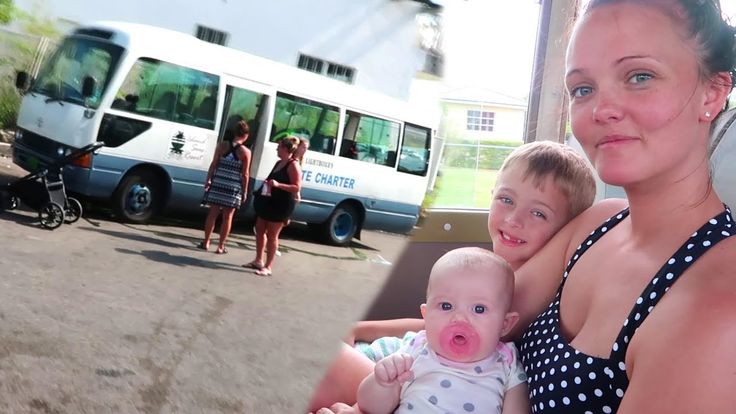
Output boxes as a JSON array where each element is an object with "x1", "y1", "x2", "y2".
[{"x1": 438, "y1": 321, "x2": 480, "y2": 361}]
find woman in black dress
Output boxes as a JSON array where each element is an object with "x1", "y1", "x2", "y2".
[
  {"x1": 245, "y1": 136, "x2": 302, "y2": 276},
  {"x1": 199, "y1": 120, "x2": 251, "y2": 254}
]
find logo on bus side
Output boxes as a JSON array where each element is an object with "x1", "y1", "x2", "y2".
[{"x1": 165, "y1": 129, "x2": 208, "y2": 164}]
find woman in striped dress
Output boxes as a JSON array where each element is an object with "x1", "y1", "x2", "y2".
[{"x1": 199, "y1": 120, "x2": 252, "y2": 254}]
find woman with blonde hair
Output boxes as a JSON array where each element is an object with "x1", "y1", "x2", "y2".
[
  {"x1": 244, "y1": 136, "x2": 302, "y2": 276},
  {"x1": 282, "y1": 137, "x2": 310, "y2": 230}
]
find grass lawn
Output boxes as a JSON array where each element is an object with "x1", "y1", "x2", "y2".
[{"x1": 429, "y1": 167, "x2": 499, "y2": 209}]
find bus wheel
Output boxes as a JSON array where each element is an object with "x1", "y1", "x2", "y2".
[
  {"x1": 114, "y1": 170, "x2": 164, "y2": 223},
  {"x1": 320, "y1": 204, "x2": 359, "y2": 246}
]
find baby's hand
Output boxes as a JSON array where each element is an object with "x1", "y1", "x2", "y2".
[{"x1": 374, "y1": 353, "x2": 414, "y2": 387}]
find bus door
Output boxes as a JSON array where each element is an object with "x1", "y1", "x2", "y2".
[{"x1": 218, "y1": 76, "x2": 273, "y2": 207}]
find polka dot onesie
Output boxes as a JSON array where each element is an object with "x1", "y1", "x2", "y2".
[
  {"x1": 520, "y1": 207, "x2": 734, "y2": 413},
  {"x1": 394, "y1": 331, "x2": 527, "y2": 413}
]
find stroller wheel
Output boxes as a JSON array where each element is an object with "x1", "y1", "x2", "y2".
[
  {"x1": 64, "y1": 197, "x2": 83, "y2": 224},
  {"x1": 39, "y1": 201, "x2": 65, "y2": 230}
]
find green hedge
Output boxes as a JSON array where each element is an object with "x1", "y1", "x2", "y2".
[{"x1": 0, "y1": 80, "x2": 20, "y2": 129}]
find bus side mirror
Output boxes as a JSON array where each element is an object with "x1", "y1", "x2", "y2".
[
  {"x1": 15, "y1": 71, "x2": 29, "y2": 91},
  {"x1": 81, "y1": 76, "x2": 96, "y2": 98}
]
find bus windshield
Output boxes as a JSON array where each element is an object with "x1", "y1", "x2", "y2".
[{"x1": 31, "y1": 36, "x2": 123, "y2": 109}]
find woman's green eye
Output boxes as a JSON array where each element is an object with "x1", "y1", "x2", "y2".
[
  {"x1": 570, "y1": 86, "x2": 593, "y2": 98},
  {"x1": 629, "y1": 73, "x2": 653, "y2": 84}
]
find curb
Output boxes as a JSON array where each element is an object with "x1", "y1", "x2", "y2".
[{"x1": 0, "y1": 142, "x2": 10, "y2": 158}]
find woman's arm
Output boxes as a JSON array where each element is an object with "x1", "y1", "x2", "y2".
[
  {"x1": 348, "y1": 319, "x2": 425, "y2": 345},
  {"x1": 307, "y1": 344, "x2": 375, "y2": 412},
  {"x1": 508, "y1": 198, "x2": 628, "y2": 340},
  {"x1": 501, "y1": 383, "x2": 530, "y2": 414},
  {"x1": 205, "y1": 142, "x2": 226, "y2": 186},
  {"x1": 240, "y1": 147, "x2": 251, "y2": 200}
]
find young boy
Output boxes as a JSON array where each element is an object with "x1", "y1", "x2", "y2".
[
  {"x1": 357, "y1": 248, "x2": 528, "y2": 414},
  {"x1": 308, "y1": 140, "x2": 596, "y2": 412},
  {"x1": 351, "y1": 140, "x2": 596, "y2": 361}
]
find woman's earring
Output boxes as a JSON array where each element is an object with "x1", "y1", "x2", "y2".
[{"x1": 705, "y1": 111, "x2": 711, "y2": 118}]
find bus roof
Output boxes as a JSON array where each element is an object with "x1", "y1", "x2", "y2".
[{"x1": 74, "y1": 21, "x2": 438, "y2": 129}]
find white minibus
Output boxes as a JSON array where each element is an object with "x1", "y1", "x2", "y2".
[{"x1": 12, "y1": 21, "x2": 438, "y2": 245}]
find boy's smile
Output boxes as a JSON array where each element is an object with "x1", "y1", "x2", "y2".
[
  {"x1": 498, "y1": 230, "x2": 526, "y2": 246},
  {"x1": 488, "y1": 164, "x2": 571, "y2": 270}
]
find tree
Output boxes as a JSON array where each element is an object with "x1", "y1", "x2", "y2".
[
  {"x1": 0, "y1": 0, "x2": 60, "y2": 128},
  {"x1": 0, "y1": 0, "x2": 13, "y2": 25}
]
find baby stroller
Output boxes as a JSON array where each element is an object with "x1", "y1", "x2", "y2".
[{"x1": 0, "y1": 141, "x2": 105, "y2": 229}]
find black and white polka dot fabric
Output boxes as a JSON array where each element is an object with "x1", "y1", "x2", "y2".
[{"x1": 520, "y1": 207, "x2": 734, "y2": 413}]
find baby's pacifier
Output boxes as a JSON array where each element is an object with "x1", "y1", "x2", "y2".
[{"x1": 438, "y1": 321, "x2": 480, "y2": 361}]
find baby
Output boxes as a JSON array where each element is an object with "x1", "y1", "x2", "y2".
[{"x1": 357, "y1": 247, "x2": 527, "y2": 414}]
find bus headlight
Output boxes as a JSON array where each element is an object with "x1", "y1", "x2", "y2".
[
  {"x1": 14, "y1": 129, "x2": 23, "y2": 141},
  {"x1": 57, "y1": 146, "x2": 65, "y2": 156}
]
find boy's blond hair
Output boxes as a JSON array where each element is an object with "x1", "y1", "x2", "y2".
[{"x1": 498, "y1": 141, "x2": 596, "y2": 219}]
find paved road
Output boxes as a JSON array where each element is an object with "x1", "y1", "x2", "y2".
[{"x1": 0, "y1": 155, "x2": 408, "y2": 413}]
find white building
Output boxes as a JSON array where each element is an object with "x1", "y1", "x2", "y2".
[{"x1": 12, "y1": 0, "x2": 442, "y2": 100}]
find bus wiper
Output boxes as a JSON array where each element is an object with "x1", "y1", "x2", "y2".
[{"x1": 44, "y1": 96, "x2": 65, "y2": 106}]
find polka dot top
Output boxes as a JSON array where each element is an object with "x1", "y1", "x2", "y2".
[
  {"x1": 519, "y1": 207, "x2": 734, "y2": 414},
  {"x1": 394, "y1": 331, "x2": 526, "y2": 413}
]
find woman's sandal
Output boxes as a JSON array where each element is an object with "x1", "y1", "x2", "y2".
[
  {"x1": 255, "y1": 268, "x2": 272, "y2": 277},
  {"x1": 215, "y1": 247, "x2": 228, "y2": 254},
  {"x1": 196, "y1": 241, "x2": 209, "y2": 251},
  {"x1": 242, "y1": 261, "x2": 263, "y2": 270}
]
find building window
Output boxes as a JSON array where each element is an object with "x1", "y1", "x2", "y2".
[
  {"x1": 195, "y1": 25, "x2": 229, "y2": 46},
  {"x1": 297, "y1": 53, "x2": 355, "y2": 84},
  {"x1": 422, "y1": 50, "x2": 444, "y2": 77},
  {"x1": 467, "y1": 110, "x2": 495, "y2": 131},
  {"x1": 297, "y1": 54, "x2": 324, "y2": 74}
]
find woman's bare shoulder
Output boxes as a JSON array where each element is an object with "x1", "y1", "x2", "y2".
[
  {"x1": 653, "y1": 235, "x2": 736, "y2": 342},
  {"x1": 694, "y1": 235, "x2": 736, "y2": 282},
  {"x1": 580, "y1": 198, "x2": 629, "y2": 222},
  {"x1": 236, "y1": 144, "x2": 251, "y2": 158},
  {"x1": 623, "y1": 238, "x2": 736, "y2": 411},
  {"x1": 562, "y1": 198, "x2": 629, "y2": 242}
]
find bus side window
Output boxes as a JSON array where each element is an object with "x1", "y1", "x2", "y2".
[
  {"x1": 152, "y1": 91, "x2": 176, "y2": 119},
  {"x1": 114, "y1": 57, "x2": 219, "y2": 128},
  {"x1": 340, "y1": 140, "x2": 358, "y2": 159},
  {"x1": 397, "y1": 124, "x2": 431, "y2": 176},
  {"x1": 271, "y1": 92, "x2": 338, "y2": 155},
  {"x1": 341, "y1": 110, "x2": 400, "y2": 166},
  {"x1": 194, "y1": 96, "x2": 216, "y2": 129}
]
